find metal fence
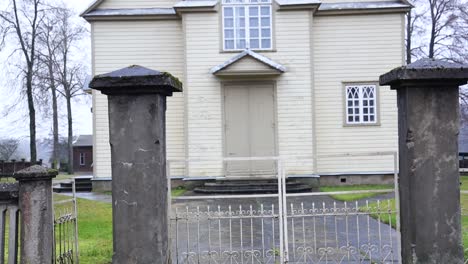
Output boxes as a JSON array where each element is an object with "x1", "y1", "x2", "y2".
[
  {"x1": 53, "y1": 181, "x2": 79, "y2": 264},
  {"x1": 284, "y1": 192, "x2": 398, "y2": 263},
  {"x1": 0, "y1": 167, "x2": 78, "y2": 263},
  {"x1": 171, "y1": 193, "x2": 398, "y2": 263},
  {"x1": 169, "y1": 152, "x2": 401, "y2": 264},
  {"x1": 0, "y1": 183, "x2": 20, "y2": 264}
]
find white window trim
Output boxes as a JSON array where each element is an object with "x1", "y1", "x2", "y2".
[
  {"x1": 222, "y1": 0, "x2": 273, "y2": 51},
  {"x1": 80, "y1": 153, "x2": 86, "y2": 166},
  {"x1": 344, "y1": 84, "x2": 379, "y2": 126}
]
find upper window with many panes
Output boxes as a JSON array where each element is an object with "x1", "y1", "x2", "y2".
[
  {"x1": 222, "y1": 0, "x2": 273, "y2": 51},
  {"x1": 345, "y1": 84, "x2": 378, "y2": 125}
]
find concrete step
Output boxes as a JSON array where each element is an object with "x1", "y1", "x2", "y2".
[
  {"x1": 53, "y1": 186, "x2": 93, "y2": 193},
  {"x1": 194, "y1": 185, "x2": 311, "y2": 194},
  {"x1": 59, "y1": 182, "x2": 92, "y2": 188},
  {"x1": 204, "y1": 181, "x2": 303, "y2": 188},
  {"x1": 53, "y1": 176, "x2": 93, "y2": 193},
  {"x1": 74, "y1": 176, "x2": 93, "y2": 182},
  {"x1": 218, "y1": 177, "x2": 277, "y2": 181},
  {"x1": 194, "y1": 180, "x2": 311, "y2": 194}
]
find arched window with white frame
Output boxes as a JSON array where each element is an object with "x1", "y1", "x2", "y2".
[{"x1": 345, "y1": 84, "x2": 378, "y2": 125}]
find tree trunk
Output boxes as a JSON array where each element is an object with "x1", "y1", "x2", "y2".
[
  {"x1": 429, "y1": 28, "x2": 436, "y2": 58},
  {"x1": 66, "y1": 92, "x2": 73, "y2": 175},
  {"x1": 52, "y1": 87, "x2": 59, "y2": 169},
  {"x1": 46, "y1": 59, "x2": 59, "y2": 169},
  {"x1": 26, "y1": 68, "x2": 37, "y2": 163},
  {"x1": 429, "y1": 5, "x2": 437, "y2": 58},
  {"x1": 406, "y1": 11, "x2": 412, "y2": 64}
]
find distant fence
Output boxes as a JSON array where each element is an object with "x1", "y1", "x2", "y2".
[{"x1": 0, "y1": 160, "x2": 43, "y2": 176}]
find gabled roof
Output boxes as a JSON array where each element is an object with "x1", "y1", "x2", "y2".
[
  {"x1": 174, "y1": 0, "x2": 218, "y2": 8},
  {"x1": 83, "y1": 8, "x2": 176, "y2": 18},
  {"x1": 81, "y1": 0, "x2": 411, "y2": 18},
  {"x1": 174, "y1": 0, "x2": 219, "y2": 13},
  {"x1": 80, "y1": 0, "x2": 104, "y2": 17},
  {"x1": 276, "y1": 0, "x2": 320, "y2": 5},
  {"x1": 73, "y1": 135, "x2": 93, "y2": 147},
  {"x1": 317, "y1": 1, "x2": 412, "y2": 15},
  {"x1": 81, "y1": 0, "x2": 217, "y2": 17},
  {"x1": 276, "y1": 0, "x2": 321, "y2": 10},
  {"x1": 210, "y1": 50, "x2": 286, "y2": 75}
]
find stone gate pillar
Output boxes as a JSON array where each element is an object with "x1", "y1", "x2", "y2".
[
  {"x1": 380, "y1": 59, "x2": 468, "y2": 264},
  {"x1": 90, "y1": 65, "x2": 183, "y2": 264},
  {"x1": 14, "y1": 165, "x2": 57, "y2": 264}
]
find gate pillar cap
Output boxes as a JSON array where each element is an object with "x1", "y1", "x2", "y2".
[
  {"x1": 90, "y1": 65, "x2": 183, "y2": 96},
  {"x1": 379, "y1": 58, "x2": 468, "y2": 89},
  {"x1": 14, "y1": 165, "x2": 57, "y2": 181}
]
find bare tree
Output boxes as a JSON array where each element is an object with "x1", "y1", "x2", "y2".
[
  {"x1": 0, "y1": 138, "x2": 20, "y2": 161},
  {"x1": 0, "y1": 0, "x2": 44, "y2": 162},
  {"x1": 448, "y1": 4, "x2": 468, "y2": 63},
  {"x1": 53, "y1": 6, "x2": 87, "y2": 174},
  {"x1": 37, "y1": 6, "x2": 61, "y2": 169},
  {"x1": 406, "y1": 2, "x2": 426, "y2": 64},
  {"x1": 427, "y1": 0, "x2": 459, "y2": 59}
]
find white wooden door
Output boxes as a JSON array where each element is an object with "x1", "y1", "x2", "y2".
[{"x1": 224, "y1": 84, "x2": 276, "y2": 177}]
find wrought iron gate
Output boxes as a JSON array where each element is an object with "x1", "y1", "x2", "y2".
[
  {"x1": 53, "y1": 181, "x2": 80, "y2": 264},
  {"x1": 170, "y1": 152, "x2": 400, "y2": 263}
]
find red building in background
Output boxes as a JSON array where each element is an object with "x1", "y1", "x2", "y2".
[{"x1": 73, "y1": 135, "x2": 93, "y2": 174}]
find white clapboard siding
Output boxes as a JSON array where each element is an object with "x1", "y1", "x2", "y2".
[
  {"x1": 184, "y1": 13, "x2": 227, "y2": 176},
  {"x1": 313, "y1": 13, "x2": 404, "y2": 173},
  {"x1": 321, "y1": 0, "x2": 390, "y2": 3},
  {"x1": 91, "y1": 6, "x2": 406, "y2": 178},
  {"x1": 92, "y1": 20, "x2": 185, "y2": 178},
  {"x1": 98, "y1": 0, "x2": 177, "y2": 9},
  {"x1": 183, "y1": 10, "x2": 314, "y2": 176},
  {"x1": 267, "y1": 10, "x2": 314, "y2": 174}
]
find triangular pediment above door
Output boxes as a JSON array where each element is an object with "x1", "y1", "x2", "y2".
[{"x1": 211, "y1": 50, "x2": 286, "y2": 76}]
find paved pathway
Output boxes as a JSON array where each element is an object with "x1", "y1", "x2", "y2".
[
  {"x1": 60, "y1": 191, "x2": 399, "y2": 263},
  {"x1": 171, "y1": 193, "x2": 399, "y2": 264}
]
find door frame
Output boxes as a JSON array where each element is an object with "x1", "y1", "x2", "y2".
[{"x1": 221, "y1": 81, "x2": 279, "y2": 177}]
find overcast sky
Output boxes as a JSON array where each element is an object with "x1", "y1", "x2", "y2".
[{"x1": 0, "y1": 0, "x2": 95, "y2": 140}]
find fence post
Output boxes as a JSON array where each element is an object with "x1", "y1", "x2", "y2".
[
  {"x1": 380, "y1": 59, "x2": 468, "y2": 263},
  {"x1": 90, "y1": 65, "x2": 183, "y2": 264},
  {"x1": 14, "y1": 165, "x2": 57, "y2": 264}
]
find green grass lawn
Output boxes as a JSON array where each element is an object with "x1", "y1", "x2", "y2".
[
  {"x1": 76, "y1": 198, "x2": 113, "y2": 264},
  {"x1": 55, "y1": 194, "x2": 112, "y2": 264},
  {"x1": 361, "y1": 199, "x2": 398, "y2": 229},
  {"x1": 460, "y1": 194, "x2": 468, "y2": 255},
  {"x1": 171, "y1": 186, "x2": 187, "y2": 197},
  {"x1": 97, "y1": 187, "x2": 187, "y2": 198},
  {"x1": 461, "y1": 176, "x2": 468, "y2": 191},
  {"x1": 319, "y1": 184, "x2": 394, "y2": 201},
  {"x1": 365, "y1": 195, "x2": 468, "y2": 258},
  {"x1": 54, "y1": 187, "x2": 187, "y2": 264}
]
